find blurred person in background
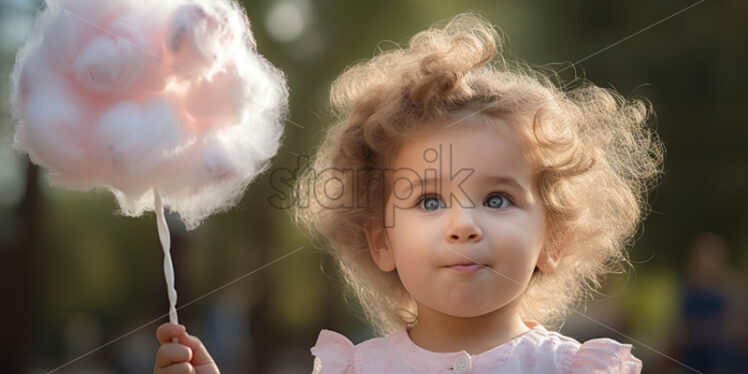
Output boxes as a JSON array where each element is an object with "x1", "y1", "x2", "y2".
[{"x1": 666, "y1": 232, "x2": 747, "y2": 374}]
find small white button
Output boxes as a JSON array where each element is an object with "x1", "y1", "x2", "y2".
[{"x1": 452, "y1": 353, "x2": 471, "y2": 374}]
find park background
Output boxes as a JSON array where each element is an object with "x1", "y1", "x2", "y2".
[{"x1": 0, "y1": 0, "x2": 746, "y2": 373}]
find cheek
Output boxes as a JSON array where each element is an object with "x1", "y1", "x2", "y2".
[
  {"x1": 388, "y1": 226, "x2": 435, "y2": 268},
  {"x1": 387, "y1": 211, "x2": 441, "y2": 249},
  {"x1": 491, "y1": 223, "x2": 543, "y2": 269},
  {"x1": 392, "y1": 250, "x2": 436, "y2": 307},
  {"x1": 385, "y1": 215, "x2": 440, "y2": 293}
]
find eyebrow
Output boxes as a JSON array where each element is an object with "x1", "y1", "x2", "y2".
[
  {"x1": 481, "y1": 176, "x2": 528, "y2": 194},
  {"x1": 396, "y1": 175, "x2": 528, "y2": 196}
]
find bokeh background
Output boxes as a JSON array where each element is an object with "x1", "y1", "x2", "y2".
[{"x1": 1, "y1": 0, "x2": 746, "y2": 373}]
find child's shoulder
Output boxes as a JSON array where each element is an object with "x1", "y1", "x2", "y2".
[
  {"x1": 521, "y1": 323, "x2": 642, "y2": 373},
  {"x1": 310, "y1": 324, "x2": 642, "y2": 374},
  {"x1": 310, "y1": 328, "x2": 408, "y2": 374}
]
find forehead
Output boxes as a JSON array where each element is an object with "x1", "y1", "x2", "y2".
[{"x1": 390, "y1": 115, "x2": 532, "y2": 180}]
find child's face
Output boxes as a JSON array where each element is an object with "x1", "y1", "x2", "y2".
[{"x1": 367, "y1": 116, "x2": 556, "y2": 319}]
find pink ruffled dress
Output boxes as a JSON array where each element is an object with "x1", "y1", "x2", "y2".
[{"x1": 310, "y1": 321, "x2": 642, "y2": 373}]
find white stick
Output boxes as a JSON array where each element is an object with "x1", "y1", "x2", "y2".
[{"x1": 154, "y1": 188, "x2": 179, "y2": 343}]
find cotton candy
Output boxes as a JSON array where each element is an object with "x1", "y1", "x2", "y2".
[{"x1": 9, "y1": 0, "x2": 288, "y2": 229}]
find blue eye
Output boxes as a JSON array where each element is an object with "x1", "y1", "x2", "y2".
[
  {"x1": 417, "y1": 195, "x2": 445, "y2": 211},
  {"x1": 485, "y1": 193, "x2": 511, "y2": 209}
]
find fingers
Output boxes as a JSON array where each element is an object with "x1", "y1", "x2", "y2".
[
  {"x1": 156, "y1": 343, "x2": 192, "y2": 369},
  {"x1": 177, "y1": 332, "x2": 215, "y2": 366},
  {"x1": 156, "y1": 362, "x2": 196, "y2": 374},
  {"x1": 157, "y1": 323, "x2": 186, "y2": 344},
  {"x1": 155, "y1": 322, "x2": 215, "y2": 368}
]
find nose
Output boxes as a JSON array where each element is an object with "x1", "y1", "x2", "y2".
[{"x1": 445, "y1": 206, "x2": 483, "y2": 243}]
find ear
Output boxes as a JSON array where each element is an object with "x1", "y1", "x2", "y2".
[
  {"x1": 536, "y1": 247, "x2": 559, "y2": 273},
  {"x1": 364, "y1": 221, "x2": 396, "y2": 272},
  {"x1": 536, "y1": 228, "x2": 566, "y2": 273}
]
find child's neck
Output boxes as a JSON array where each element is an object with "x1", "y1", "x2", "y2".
[{"x1": 406, "y1": 299, "x2": 530, "y2": 355}]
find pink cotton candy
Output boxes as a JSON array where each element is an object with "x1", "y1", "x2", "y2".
[{"x1": 9, "y1": 0, "x2": 288, "y2": 229}]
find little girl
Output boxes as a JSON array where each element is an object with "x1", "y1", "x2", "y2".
[{"x1": 154, "y1": 13, "x2": 663, "y2": 374}]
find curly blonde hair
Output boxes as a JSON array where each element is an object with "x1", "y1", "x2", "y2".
[{"x1": 293, "y1": 13, "x2": 664, "y2": 336}]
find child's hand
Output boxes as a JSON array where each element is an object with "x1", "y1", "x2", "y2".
[{"x1": 154, "y1": 323, "x2": 220, "y2": 374}]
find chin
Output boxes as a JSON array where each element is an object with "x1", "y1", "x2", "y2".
[
  {"x1": 446, "y1": 310, "x2": 486, "y2": 318},
  {"x1": 440, "y1": 302, "x2": 498, "y2": 318}
]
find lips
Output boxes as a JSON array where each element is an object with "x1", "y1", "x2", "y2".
[{"x1": 445, "y1": 263, "x2": 486, "y2": 273}]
